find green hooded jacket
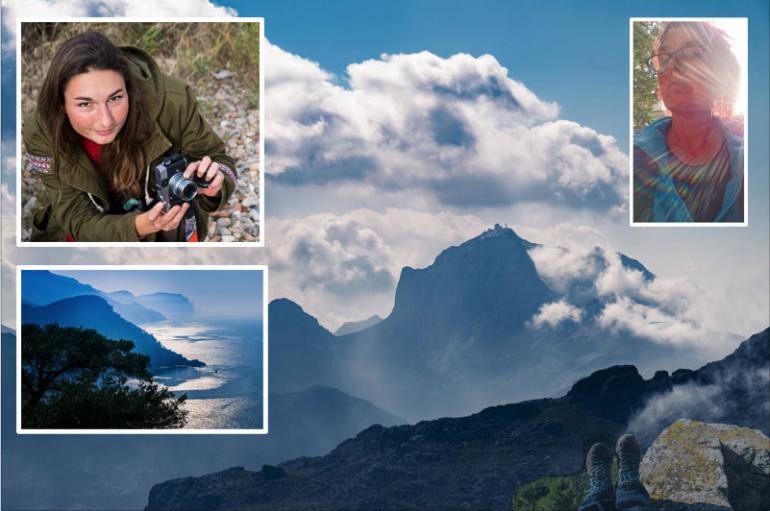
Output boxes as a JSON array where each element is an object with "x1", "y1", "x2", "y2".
[{"x1": 22, "y1": 46, "x2": 237, "y2": 242}]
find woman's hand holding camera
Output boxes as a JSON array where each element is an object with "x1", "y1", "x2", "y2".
[
  {"x1": 184, "y1": 156, "x2": 224, "y2": 197},
  {"x1": 135, "y1": 202, "x2": 190, "y2": 238},
  {"x1": 133, "y1": 156, "x2": 223, "y2": 239}
]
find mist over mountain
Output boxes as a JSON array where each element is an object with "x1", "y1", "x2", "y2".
[
  {"x1": 134, "y1": 292, "x2": 196, "y2": 318},
  {"x1": 146, "y1": 328, "x2": 769, "y2": 510},
  {"x1": 7, "y1": 228, "x2": 758, "y2": 510},
  {"x1": 21, "y1": 271, "x2": 166, "y2": 325},
  {"x1": 21, "y1": 295, "x2": 202, "y2": 369},
  {"x1": 105, "y1": 290, "x2": 167, "y2": 324},
  {"x1": 335, "y1": 315, "x2": 383, "y2": 336},
  {"x1": 1, "y1": 329, "x2": 402, "y2": 510},
  {"x1": 271, "y1": 226, "x2": 700, "y2": 420}
]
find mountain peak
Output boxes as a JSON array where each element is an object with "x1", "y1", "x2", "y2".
[
  {"x1": 433, "y1": 224, "x2": 533, "y2": 264},
  {"x1": 476, "y1": 223, "x2": 531, "y2": 244},
  {"x1": 388, "y1": 224, "x2": 552, "y2": 338}
]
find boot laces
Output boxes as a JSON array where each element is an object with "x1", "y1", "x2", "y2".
[
  {"x1": 617, "y1": 453, "x2": 640, "y2": 485},
  {"x1": 585, "y1": 460, "x2": 611, "y2": 494}
]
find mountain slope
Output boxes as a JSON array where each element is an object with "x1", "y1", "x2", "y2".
[
  {"x1": 135, "y1": 293, "x2": 195, "y2": 318},
  {"x1": 335, "y1": 315, "x2": 383, "y2": 336},
  {"x1": 145, "y1": 328, "x2": 769, "y2": 511},
  {"x1": 273, "y1": 226, "x2": 692, "y2": 420},
  {"x1": 21, "y1": 295, "x2": 203, "y2": 369},
  {"x1": 21, "y1": 270, "x2": 166, "y2": 324},
  {"x1": 2, "y1": 326, "x2": 402, "y2": 511},
  {"x1": 269, "y1": 298, "x2": 343, "y2": 392},
  {"x1": 21, "y1": 270, "x2": 102, "y2": 306},
  {"x1": 107, "y1": 290, "x2": 166, "y2": 324}
]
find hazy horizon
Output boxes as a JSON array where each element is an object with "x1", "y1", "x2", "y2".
[{"x1": 38, "y1": 269, "x2": 264, "y2": 322}]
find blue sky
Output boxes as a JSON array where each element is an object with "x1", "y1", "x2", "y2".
[
  {"x1": 1, "y1": 0, "x2": 768, "y2": 340},
  {"x1": 0, "y1": 4, "x2": 767, "y2": 509},
  {"x1": 231, "y1": 0, "x2": 769, "y2": 151}
]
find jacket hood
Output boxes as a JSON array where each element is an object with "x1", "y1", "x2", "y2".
[{"x1": 121, "y1": 46, "x2": 165, "y2": 120}]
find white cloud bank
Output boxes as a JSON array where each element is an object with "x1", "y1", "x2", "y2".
[
  {"x1": 529, "y1": 299, "x2": 583, "y2": 328},
  {"x1": 265, "y1": 209, "x2": 487, "y2": 328},
  {"x1": 527, "y1": 237, "x2": 743, "y2": 354},
  {"x1": 265, "y1": 43, "x2": 629, "y2": 211},
  {"x1": 2, "y1": 0, "x2": 236, "y2": 45}
]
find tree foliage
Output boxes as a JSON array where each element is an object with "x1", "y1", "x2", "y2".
[
  {"x1": 22, "y1": 323, "x2": 188, "y2": 429},
  {"x1": 512, "y1": 459, "x2": 621, "y2": 510},
  {"x1": 633, "y1": 21, "x2": 664, "y2": 132},
  {"x1": 512, "y1": 473, "x2": 587, "y2": 511}
]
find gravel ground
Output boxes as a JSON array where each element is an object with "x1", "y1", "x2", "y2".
[{"x1": 20, "y1": 72, "x2": 261, "y2": 243}]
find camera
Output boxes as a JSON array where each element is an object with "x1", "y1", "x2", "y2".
[{"x1": 154, "y1": 154, "x2": 209, "y2": 210}]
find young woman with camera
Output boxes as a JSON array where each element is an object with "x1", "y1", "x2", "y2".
[{"x1": 23, "y1": 31, "x2": 237, "y2": 241}]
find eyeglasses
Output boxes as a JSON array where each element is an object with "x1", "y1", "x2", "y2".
[{"x1": 647, "y1": 45, "x2": 707, "y2": 74}]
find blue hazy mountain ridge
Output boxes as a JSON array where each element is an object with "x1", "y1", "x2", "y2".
[
  {"x1": 1, "y1": 331, "x2": 403, "y2": 510},
  {"x1": 134, "y1": 292, "x2": 195, "y2": 318},
  {"x1": 269, "y1": 298, "x2": 344, "y2": 392},
  {"x1": 271, "y1": 226, "x2": 690, "y2": 420},
  {"x1": 335, "y1": 314, "x2": 384, "y2": 336},
  {"x1": 22, "y1": 270, "x2": 166, "y2": 325},
  {"x1": 145, "y1": 329, "x2": 770, "y2": 510},
  {"x1": 22, "y1": 269, "x2": 103, "y2": 305},
  {"x1": 106, "y1": 291, "x2": 166, "y2": 324},
  {"x1": 21, "y1": 295, "x2": 203, "y2": 369}
]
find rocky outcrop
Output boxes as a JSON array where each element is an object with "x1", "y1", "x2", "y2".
[
  {"x1": 641, "y1": 419, "x2": 770, "y2": 511},
  {"x1": 146, "y1": 329, "x2": 769, "y2": 510},
  {"x1": 146, "y1": 399, "x2": 623, "y2": 510}
]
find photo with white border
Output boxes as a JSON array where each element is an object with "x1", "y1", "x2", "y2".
[
  {"x1": 16, "y1": 264, "x2": 268, "y2": 435},
  {"x1": 16, "y1": 17, "x2": 265, "y2": 246},
  {"x1": 629, "y1": 17, "x2": 748, "y2": 227}
]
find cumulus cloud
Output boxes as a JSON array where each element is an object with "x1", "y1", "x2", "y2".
[
  {"x1": 525, "y1": 230, "x2": 742, "y2": 351},
  {"x1": 597, "y1": 296, "x2": 705, "y2": 345},
  {"x1": 265, "y1": 44, "x2": 629, "y2": 211},
  {"x1": 529, "y1": 244, "x2": 604, "y2": 293},
  {"x1": 529, "y1": 299, "x2": 582, "y2": 328},
  {"x1": 268, "y1": 215, "x2": 395, "y2": 296},
  {"x1": 265, "y1": 209, "x2": 486, "y2": 328},
  {"x1": 2, "y1": 0, "x2": 236, "y2": 49}
]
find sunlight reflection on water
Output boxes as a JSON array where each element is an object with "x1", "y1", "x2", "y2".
[
  {"x1": 182, "y1": 397, "x2": 263, "y2": 429},
  {"x1": 143, "y1": 321, "x2": 263, "y2": 429}
]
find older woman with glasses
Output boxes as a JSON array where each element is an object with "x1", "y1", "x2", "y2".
[{"x1": 633, "y1": 21, "x2": 743, "y2": 223}]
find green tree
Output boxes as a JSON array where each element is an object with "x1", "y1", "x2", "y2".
[
  {"x1": 512, "y1": 473, "x2": 587, "y2": 511},
  {"x1": 633, "y1": 21, "x2": 664, "y2": 132},
  {"x1": 22, "y1": 323, "x2": 188, "y2": 429}
]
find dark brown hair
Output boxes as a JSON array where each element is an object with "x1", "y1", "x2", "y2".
[{"x1": 38, "y1": 31, "x2": 153, "y2": 200}]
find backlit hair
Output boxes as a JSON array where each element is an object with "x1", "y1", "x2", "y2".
[{"x1": 655, "y1": 21, "x2": 740, "y2": 118}]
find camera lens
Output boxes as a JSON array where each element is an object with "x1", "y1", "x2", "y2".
[{"x1": 169, "y1": 174, "x2": 198, "y2": 201}]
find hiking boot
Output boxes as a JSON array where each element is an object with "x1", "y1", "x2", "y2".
[
  {"x1": 578, "y1": 442, "x2": 616, "y2": 511},
  {"x1": 615, "y1": 434, "x2": 652, "y2": 510}
]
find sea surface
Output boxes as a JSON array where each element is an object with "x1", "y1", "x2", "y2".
[{"x1": 143, "y1": 320, "x2": 264, "y2": 430}]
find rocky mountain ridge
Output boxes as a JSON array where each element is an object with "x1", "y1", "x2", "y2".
[
  {"x1": 271, "y1": 225, "x2": 698, "y2": 420},
  {"x1": 145, "y1": 328, "x2": 769, "y2": 510}
]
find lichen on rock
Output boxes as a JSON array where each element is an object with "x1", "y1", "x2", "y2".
[{"x1": 640, "y1": 419, "x2": 770, "y2": 511}]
